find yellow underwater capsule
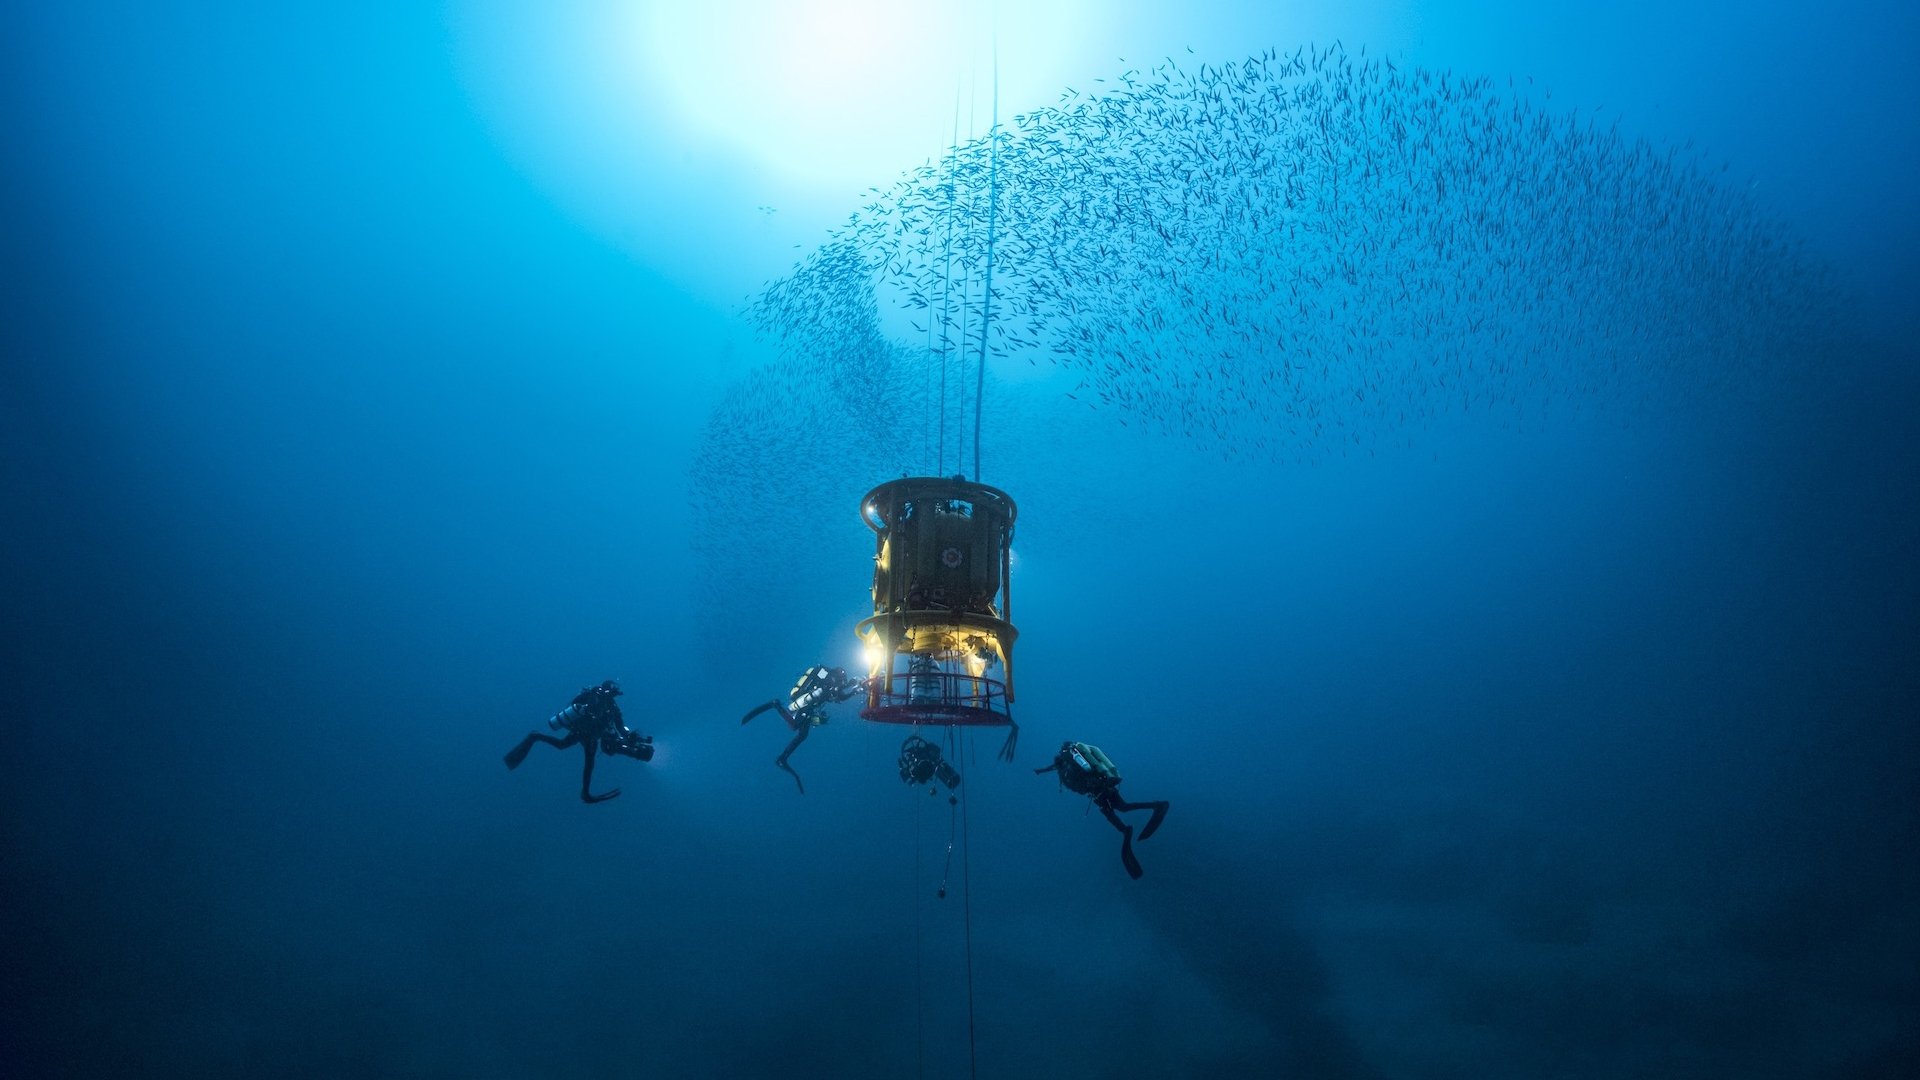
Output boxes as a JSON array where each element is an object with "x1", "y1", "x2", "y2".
[{"x1": 855, "y1": 475, "x2": 1018, "y2": 735}]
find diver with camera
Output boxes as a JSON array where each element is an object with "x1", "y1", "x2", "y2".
[{"x1": 503, "y1": 679, "x2": 653, "y2": 803}]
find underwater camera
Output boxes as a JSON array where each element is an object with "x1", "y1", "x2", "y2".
[
  {"x1": 898, "y1": 735, "x2": 960, "y2": 791},
  {"x1": 933, "y1": 758, "x2": 960, "y2": 790},
  {"x1": 609, "y1": 731, "x2": 654, "y2": 761}
]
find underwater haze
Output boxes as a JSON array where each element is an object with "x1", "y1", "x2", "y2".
[{"x1": 4, "y1": 2, "x2": 1917, "y2": 1078}]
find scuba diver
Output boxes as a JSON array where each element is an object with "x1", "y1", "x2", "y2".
[
  {"x1": 1036, "y1": 740, "x2": 1170, "y2": 880},
  {"x1": 503, "y1": 679, "x2": 654, "y2": 803},
  {"x1": 898, "y1": 733, "x2": 962, "y2": 792},
  {"x1": 741, "y1": 665, "x2": 868, "y2": 794}
]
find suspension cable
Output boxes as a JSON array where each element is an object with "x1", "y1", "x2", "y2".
[
  {"x1": 936, "y1": 84, "x2": 961, "y2": 478},
  {"x1": 949, "y1": 726, "x2": 979, "y2": 1078},
  {"x1": 972, "y1": 36, "x2": 1000, "y2": 483},
  {"x1": 924, "y1": 278, "x2": 938, "y2": 472},
  {"x1": 914, "y1": 779, "x2": 926, "y2": 1080},
  {"x1": 938, "y1": 772, "x2": 958, "y2": 898},
  {"x1": 954, "y1": 68, "x2": 976, "y2": 477}
]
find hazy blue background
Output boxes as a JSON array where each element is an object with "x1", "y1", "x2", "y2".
[{"x1": 4, "y1": 2, "x2": 1915, "y2": 1078}]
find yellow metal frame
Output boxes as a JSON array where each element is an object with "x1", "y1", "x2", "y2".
[{"x1": 856, "y1": 476, "x2": 1019, "y2": 705}]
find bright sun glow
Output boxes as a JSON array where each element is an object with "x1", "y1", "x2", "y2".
[{"x1": 644, "y1": 0, "x2": 1087, "y2": 189}]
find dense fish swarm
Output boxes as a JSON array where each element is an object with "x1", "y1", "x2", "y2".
[
  {"x1": 737, "y1": 43, "x2": 1839, "y2": 463},
  {"x1": 691, "y1": 44, "x2": 1843, "y2": 658}
]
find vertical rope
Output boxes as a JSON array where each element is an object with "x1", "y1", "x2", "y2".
[
  {"x1": 923, "y1": 235, "x2": 939, "y2": 472},
  {"x1": 936, "y1": 85, "x2": 961, "y2": 479},
  {"x1": 955, "y1": 67, "x2": 976, "y2": 477},
  {"x1": 972, "y1": 36, "x2": 999, "y2": 482},
  {"x1": 953, "y1": 727, "x2": 979, "y2": 1079},
  {"x1": 924, "y1": 280, "x2": 938, "y2": 472},
  {"x1": 914, "y1": 784, "x2": 925, "y2": 1080}
]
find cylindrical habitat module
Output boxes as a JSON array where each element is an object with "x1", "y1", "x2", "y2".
[{"x1": 856, "y1": 475, "x2": 1018, "y2": 726}]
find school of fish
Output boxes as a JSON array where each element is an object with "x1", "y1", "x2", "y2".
[{"x1": 690, "y1": 43, "x2": 1843, "y2": 653}]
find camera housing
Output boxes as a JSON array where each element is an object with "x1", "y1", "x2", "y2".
[{"x1": 933, "y1": 759, "x2": 961, "y2": 790}]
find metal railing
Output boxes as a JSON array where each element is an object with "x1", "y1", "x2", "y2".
[{"x1": 861, "y1": 667, "x2": 1011, "y2": 726}]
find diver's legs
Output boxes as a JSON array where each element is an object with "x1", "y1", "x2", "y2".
[
  {"x1": 1111, "y1": 798, "x2": 1171, "y2": 842},
  {"x1": 580, "y1": 742, "x2": 620, "y2": 804},
  {"x1": 1119, "y1": 828, "x2": 1143, "y2": 879},
  {"x1": 776, "y1": 723, "x2": 812, "y2": 763},
  {"x1": 741, "y1": 700, "x2": 782, "y2": 725},
  {"x1": 505, "y1": 730, "x2": 577, "y2": 770},
  {"x1": 775, "y1": 758, "x2": 805, "y2": 795},
  {"x1": 1098, "y1": 799, "x2": 1145, "y2": 879},
  {"x1": 774, "y1": 725, "x2": 811, "y2": 795}
]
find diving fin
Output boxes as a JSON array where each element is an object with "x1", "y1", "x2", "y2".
[
  {"x1": 1120, "y1": 830, "x2": 1144, "y2": 880},
  {"x1": 777, "y1": 758, "x2": 806, "y2": 795},
  {"x1": 504, "y1": 738, "x2": 533, "y2": 770},
  {"x1": 1137, "y1": 801, "x2": 1170, "y2": 842}
]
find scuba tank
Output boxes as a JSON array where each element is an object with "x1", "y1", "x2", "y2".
[
  {"x1": 789, "y1": 666, "x2": 842, "y2": 715},
  {"x1": 908, "y1": 655, "x2": 940, "y2": 703},
  {"x1": 553, "y1": 685, "x2": 621, "y2": 732},
  {"x1": 1057, "y1": 741, "x2": 1121, "y2": 793}
]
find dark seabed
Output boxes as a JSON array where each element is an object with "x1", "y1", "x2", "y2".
[{"x1": 4, "y1": 2, "x2": 1916, "y2": 1078}]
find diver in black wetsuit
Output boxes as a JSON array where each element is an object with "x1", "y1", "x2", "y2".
[
  {"x1": 741, "y1": 665, "x2": 867, "y2": 794},
  {"x1": 1036, "y1": 740, "x2": 1170, "y2": 880},
  {"x1": 504, "y1": 680, "x2": 654, "y2": 803}
]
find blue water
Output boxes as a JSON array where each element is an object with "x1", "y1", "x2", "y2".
[{"x1": 4, "y1": 3, "x2": 1916, "y2": 1078}]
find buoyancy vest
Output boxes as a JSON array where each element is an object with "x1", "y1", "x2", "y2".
[{"x1": 1057, "y1": 741, "x2": 1121, "y2": 794}]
